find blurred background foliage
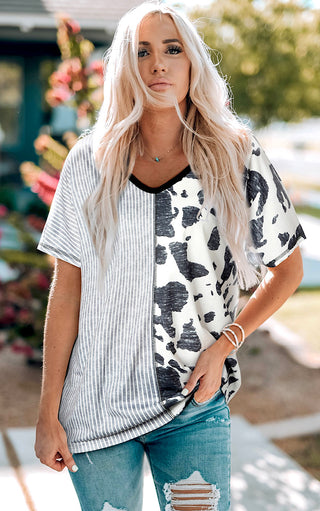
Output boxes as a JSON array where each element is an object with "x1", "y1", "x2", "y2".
[
  {"x1": 190, "y1": 0, "x2": 320, "y2": 126},
  {"x1": 0, "y1": 14, "x2": 103, "y2": 359}
]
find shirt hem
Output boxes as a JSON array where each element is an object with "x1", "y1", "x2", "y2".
[
  {"x1": 265, "y1": 233, "x2": 305, "y2": 268},
  {"x1": 37, "y1": 243, "x2": 81, "y2": 268},
  {"x1": 67, "y1": 408, "x2": 176, "y2": 454}
]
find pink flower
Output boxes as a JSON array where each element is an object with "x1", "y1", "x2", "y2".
[
  {"x1": 0, "y1": 305, "x2": 16, "y2": 325},
  {"x1": 27, "y1": 215, "x2": 46, "y2": 232},
  {"x1": 49, "y1": 71, "x2": 72, "y2": 87},
  {"x1": 0, "y1": 204, "x2": 8, "y2": 218},
  {"x1": 32, "y1": 171, "x2": 60, "y2": 206},
  {"x1": 72, "y1": 80, "x2": 84, "y2": 92},
  {"x1": 34, "y1": 134, "x2": 51, "y2": 153},
  {"x1": 66, "y1": 19, "x2": 81, "y2": 34},
  {"x1": 11, "y1": 339, "x2": 34, "y2": 357},
  {"x1": 45, "y1": 87, "x2": 73, "y2": 107},
  {"x1": 18, "y1": 308, "x2": 32, "y2": 323},
  {"x1": 77, "y1": 100, "x2": 92, "y2": 118},
  {"x1": 36, "y1": 272, "x2": 50, "y2": 290},
  {"x1": 57, "y1": 13, "x2": 81, "y2": 35},
  {"x1": 88, "y1": 72, "x2": 104, "y2": 88},
  {"x1": 61, "y1": 58, "x2": 82, "y2": 76},
  {"x1": 88, "y1": 61, "x2": 104, "y2": 75}
]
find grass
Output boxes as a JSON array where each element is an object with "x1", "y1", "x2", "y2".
[
  {"x1": 273, "y1": 289, "x2": 320, "y2": 352},
  {"x1": 295, "y1": 205, "x2": 320, "y2": 219},
  {"x1": 274, "y1": 434, "x2": 320, "y2": 481}
]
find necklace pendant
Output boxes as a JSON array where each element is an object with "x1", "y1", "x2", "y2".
[{"x1": 155, "y1": 157, "x2": 160, "y2": 162}]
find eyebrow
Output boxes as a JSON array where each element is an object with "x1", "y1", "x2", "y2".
[{"x1": 138, "y1": 38, "x2": 182, "y2": 45}]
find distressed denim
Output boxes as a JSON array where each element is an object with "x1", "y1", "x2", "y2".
[{"x1": 69, "y1": 389, "x2": 231, "y2": 511}]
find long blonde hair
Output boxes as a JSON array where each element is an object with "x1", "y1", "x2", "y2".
[{"x1": 84, "y1": 1, "x2": 258, "y2": 290}]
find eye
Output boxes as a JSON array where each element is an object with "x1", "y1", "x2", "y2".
[
  {"x1": 166, "y1": 45, "x2": 183, "y2": 55},
  {"x1": 138, "y1": 48, "x2": 149, "y2": 58}
]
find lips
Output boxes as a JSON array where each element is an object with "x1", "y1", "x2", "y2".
[
  {"x1": 148, "y1": 79, "x2": 172, "y2": 91},
  {"x1": 149, "y1": 83, "x2": 172, "y2": 91},
  {"x1": 148, "y1": 79, "x2": 172, "y2": 87}
]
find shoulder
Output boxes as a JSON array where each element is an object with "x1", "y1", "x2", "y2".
[
  {"x1": 63, "y1": 133, "x2": 98, "y2": 185},
  {"x1": 244, "y1": 135, "x2": 263, "y2": 170},
  {"x1": 66, "y1": 133, "x2": 93, "y2": 167},
  {"x1": 243, "y1": 134, "x2": 278, "y2": 187}
]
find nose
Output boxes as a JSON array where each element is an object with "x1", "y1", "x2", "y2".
[
  {"x1": 151, "y1": 54, "x2": 167, "y2": 74},
  {"x1": 152, "y1": 63, "x2": 167, "y2": 73}
]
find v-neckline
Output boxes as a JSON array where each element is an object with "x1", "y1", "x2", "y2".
[{"x1": 129, "y1": 165, "x2": 192, "y2": 194}]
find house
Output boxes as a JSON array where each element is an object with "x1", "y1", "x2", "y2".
[{"x1": 0, "y1": 0, "x2": 142, "y2": 175}]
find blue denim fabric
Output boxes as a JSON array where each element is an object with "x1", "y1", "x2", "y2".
[{"x1": 69, "y1": 389, "x2": 231, "y2": 511}]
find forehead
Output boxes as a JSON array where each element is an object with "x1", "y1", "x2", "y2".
[{"x1": 138, "y1": 13, "x2": 180, "y2": 41}]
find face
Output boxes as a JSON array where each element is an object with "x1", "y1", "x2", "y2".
[{"x1": 137, "y1": 13, "x2": 191, "y2": 109}]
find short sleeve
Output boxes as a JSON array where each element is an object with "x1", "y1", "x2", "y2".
[
  {"x1": 37, "y1": 154, "x2": 81, "y2": 267},
  {"x1": 244, "y1": 136, "x2": 306, "y2": 267}
]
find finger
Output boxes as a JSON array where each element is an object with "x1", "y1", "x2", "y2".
[
  {"x1": 39, "y1": 453, "x2": 66, "y2": 472},
  {"x1": 59, "y1": 447, "x2": 78, "y2": 473},
  {"x1": 194, "y1": 386, "x2": 218, "y2": 403},
  {"x1": 182, "y1": 369, "x2": 204, "y2": 396},
  {"x1": 51, "y1": 459, "x2": 67, "y2": 472}
]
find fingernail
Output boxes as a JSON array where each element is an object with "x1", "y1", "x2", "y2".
[
  {"x1": 181, "y1": 387, "x2": 189, "y2": 396},
  {"x1": 71, "y1": 464, "x2": 79, "y2": 472}
]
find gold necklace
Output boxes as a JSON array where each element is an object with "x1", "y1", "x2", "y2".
[{"x1": 142, "y1": 142, "x2": 180, "y2": 163}]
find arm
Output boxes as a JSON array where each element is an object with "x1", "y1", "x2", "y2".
[
  {"x1": 35, "y1": 258, "x2": 81, "y2": 472},
  {"x1": 184, "y1": 247, "x2": 303, "y2": 402}
]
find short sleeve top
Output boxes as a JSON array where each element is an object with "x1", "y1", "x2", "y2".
[{"x1": 37, "y1": 134, "x2": 305, "y2": 454}]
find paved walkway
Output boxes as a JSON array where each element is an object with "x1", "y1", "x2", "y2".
[
  {"x1": 298, "y1": 214, "x2": 320, "y2": 288},
  {"x1": 1, "y1": 416, "x2": 320, "y2": 511},
  {"x1": 256, "y1": 412, "x2": 320, "y2": 440}
]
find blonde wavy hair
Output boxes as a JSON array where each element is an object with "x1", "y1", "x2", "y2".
[{"x1": 84, "y1": 1, "x2": 259, "y2": 290}]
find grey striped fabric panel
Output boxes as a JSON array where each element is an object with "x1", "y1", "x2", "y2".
[{"x1": 37, "y1": 136, "x2": 175, "y2": 453}]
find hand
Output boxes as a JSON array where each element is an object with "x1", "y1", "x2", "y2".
[
  {"x1": 182, "y1": 336, "x2": 232, "y2": 403},
  {"x1": 35, "y1": 417, "x2": 78, "y2": 473}
]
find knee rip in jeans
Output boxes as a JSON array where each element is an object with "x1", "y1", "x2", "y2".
[{"x1": 163, "y1": 470, "x2": 220, "y2": 511}]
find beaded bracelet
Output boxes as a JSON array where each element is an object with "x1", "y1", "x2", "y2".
[{"x1": 221, "y1": 322, "x2": 245, "y2": 353}]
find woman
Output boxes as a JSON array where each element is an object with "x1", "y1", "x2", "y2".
[{"x1": 35, "y1": 2, "x2": 305, "y2": 510}]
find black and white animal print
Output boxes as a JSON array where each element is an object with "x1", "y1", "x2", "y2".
[
  {"x1": 154, "y1": 175, "x2": 240, "y2": 408},
  {"x1": 153, "y1": 138, "x2": 305, "y2": 410},
  {"x1": 244, "y1": 137, "x2": 306, "y2": 268}
]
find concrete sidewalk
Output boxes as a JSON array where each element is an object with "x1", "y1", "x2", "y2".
[{"x1": 1, "y1": 416, "x2": 320, "y2": 511}]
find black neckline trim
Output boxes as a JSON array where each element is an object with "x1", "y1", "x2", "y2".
[{"x1": 129, "y1": 165, "x2": 192, "y2": 194}]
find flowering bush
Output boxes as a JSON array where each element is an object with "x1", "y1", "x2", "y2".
[
  {"x1": 20, "y1": 132, "x2": 76, "y2": 206},
  {"x1": 0, "y1": 16, "x2": 103, "y2": 360},
  {"x1": 45, "y1": 13, "x2": 104, "y2": 127},
  {"x1": 0, "y1": 205, "x2": 52, "y2": 359},
  {"x1": 0, "y1": 268, "x2": 51, "y2": 357},
  {"x1": 19, "y1": 15, "x2": 103, "y2": 204}
]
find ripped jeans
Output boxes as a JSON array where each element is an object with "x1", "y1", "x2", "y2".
[{"x1": 69, "y1": 389, "x2": 231, "y2": 511}]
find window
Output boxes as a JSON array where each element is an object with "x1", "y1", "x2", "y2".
[{"x1": 0, "y1": 60, "x2": 23, "y2": 147}]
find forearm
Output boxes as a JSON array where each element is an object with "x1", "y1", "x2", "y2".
[
  {"x1": 38, "y1": 261, "x2": 81, "y2": 421},
  {"x1": 215, "y1": 247, "x2": 304, "y2": 356},
  {"x1": 235, "y1": 248, "x2": 303, "y2": 338}
]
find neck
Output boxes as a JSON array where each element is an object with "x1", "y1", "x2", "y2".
[{"x1": 139, "y1": 102, "x2": 186, "y2": 155}]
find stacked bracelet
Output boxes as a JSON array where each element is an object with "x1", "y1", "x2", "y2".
[{"x1": 221, "y1": 322, "x2": 245, "y2": 353}]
